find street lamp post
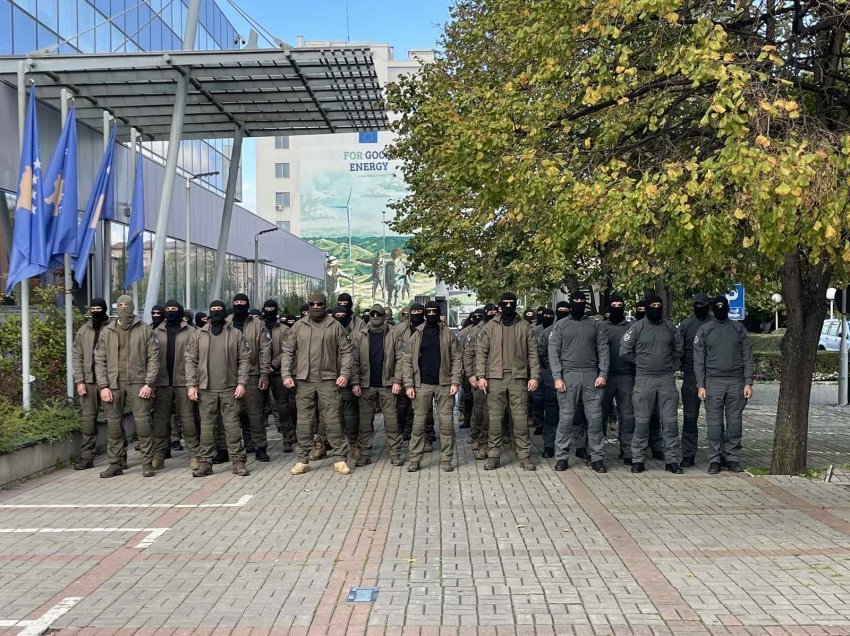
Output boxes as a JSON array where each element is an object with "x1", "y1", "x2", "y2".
[
  {"x1": 254, "y1": 228, "x2": 277, "y2": 307},
  {"x1": 771, "y1": 293, "x2": 782, "y2": 331},
  {"x1": 184, "y1": 170, "x2": 219, "y2": 309}
]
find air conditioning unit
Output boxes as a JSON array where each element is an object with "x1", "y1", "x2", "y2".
[{"x1": 275, "y1": 205, "x2": 282, "y2": 210}]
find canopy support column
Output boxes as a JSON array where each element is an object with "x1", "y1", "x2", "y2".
[
  {"x1": 142, "y1": 0, "x2": 201, "y2": 320},
  {"x1": 211, "y1": 126, "x2": 244, "y2": 302}
]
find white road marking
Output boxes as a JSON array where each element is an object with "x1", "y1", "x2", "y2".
[
  {"x1": 0, "y1": 493, "x2": 254, "y2": 510},
  {"x1": 0, "y1": 527, "x2": 169, "y2": 549},
  {"x1": 0, "y1": 597, "x2": 81, "y2": 635}
]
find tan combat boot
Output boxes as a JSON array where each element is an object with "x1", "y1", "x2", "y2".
[
  {"x1": 189, "y1": 457, "x2": 199, "y2": 471},
  {"x1": 99, "y1": 464, "x2": 123, "y2": 478},
  {"x1": 290, "y1": 462, "x2": 310, "y2": 475},
  {"x1": 333, "y1": 461, "x2": 351, "y2": 475},
  {"x1": 192, "y1": 461, "x2": 212, "y2": 478},
  {"x1": 232, "y1": 460, "x2": 250, "y2": 476}
]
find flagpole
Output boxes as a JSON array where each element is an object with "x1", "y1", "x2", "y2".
[
  {"x1": 61, "y1": 88, "x2": 74, "y2": 403},
  {"x1": 102, "y1": 111, "x2": 112, "y2": 312},
  {"x1": 17, "y1": 61, "x2": 31, "y2": 411},
  {"x1": 129, "y1": 128, "x2": 139, "y2": 314}
]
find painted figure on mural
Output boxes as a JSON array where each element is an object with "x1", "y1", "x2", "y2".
[{"x1": 326, "y1": 255, "x2": 353, "y2": 295}]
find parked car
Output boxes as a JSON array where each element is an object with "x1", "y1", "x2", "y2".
[{"x1": 819, "y1": 319, "x2": 848, "y2": 351}]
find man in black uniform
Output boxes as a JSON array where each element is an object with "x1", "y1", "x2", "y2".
[
  {"x1": 695, "y1": 295, "x2": 753, "y2": 474},
  {"x1": 677, "y1": 293, "x2": 712, "y2": 466},
  {"x1": 601, "y1": 293, "x2": 636, "y2": 464}
]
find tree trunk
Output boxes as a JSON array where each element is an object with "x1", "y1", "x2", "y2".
[{"x1": 771, "y1": 252, "x2": 832, "y2": 474}]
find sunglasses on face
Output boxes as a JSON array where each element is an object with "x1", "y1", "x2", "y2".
[
  {"x1": 370, "y1": 312, "x2": 384, "y2": 318},
  {"x1": 151, "y1": 310, "x2": 161, "y2": 315},
  {"x1": 309, "y1": 302, "x2": 325, "y2": 307}
]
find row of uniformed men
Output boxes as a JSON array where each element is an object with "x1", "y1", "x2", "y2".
[{"x1": 458, "y1": 291, "x2": 753, "y2": 475}]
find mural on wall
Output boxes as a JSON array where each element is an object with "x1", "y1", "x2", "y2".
[{"x1": 300, "y1": 131, "x2": 435, "y2": 313}]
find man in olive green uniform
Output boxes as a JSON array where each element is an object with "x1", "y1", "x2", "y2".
[
  {"x1": 227, "y1": 293, "x2": 272, "y2": 462},
  {"x1": 352, "y1": 304, "x2": 404, "y2": 466},
  {"x1": 475, "y1": 292, "x2": 539, "y2": 471},
  {"x1": 402, "y1": 301, "x2": 463, "y2": 472},
  {"x1": 95, "y1": 295, "x2": 160, "y2": 478},
  {"x1": 151, "y1": 299, "x2": 199, "y2": 471},
  {"x1": 264, "y1": 299, "x2": 295, "y2": 453},
  {"x1": 282, "y1": 291, "x2": 354, "y2": 476},
  {"x1": 72, "y1": 298, "x2": 111, "y2": 470},
  {"x1": 332, "y1": 304, "x2": 362, "y2": 447},
  {"x1": 186, "y1": 300, "x2": 251, "y2": 477}
]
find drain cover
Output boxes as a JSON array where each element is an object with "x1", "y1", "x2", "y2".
[{"x1": 347, "y1": 587, "x2": 379, "y2": 602}]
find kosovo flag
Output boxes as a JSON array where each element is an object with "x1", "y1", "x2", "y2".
[
  {"x1": 5, "y1": 85, "x2": 48, "y2": 294},
  {"x1": 44, "y1": 106, "x2": 78, "y2": 267}
]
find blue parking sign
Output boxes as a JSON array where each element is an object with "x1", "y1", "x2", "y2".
[{"x1": 725, "y1": 284, "x2": 745, "y2": 321}]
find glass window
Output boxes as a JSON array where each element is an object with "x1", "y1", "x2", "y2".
[
  {"x1": 0, "y1": 1, "x2": 11, "y2": 55},
  {"x1": 829, "y1": 321, "x2": 840, "y2": 337},
  {"x1": 110, "y1": 0, "x2": 124, "y2": 31},
  {"x1": 274, "y1": 135, "x2": 289, "y2": 149},
  {"x1": 78, "y1": 1, "x2": 95, "y2": 51},
  {"x1": 37, "y1": 24, "x2": 58, "y2": 50},
  {"x1": 275, "y1": 192, "x2": 291, "y2": 208},
  {"x1": 57, "y1": 0, "x2": 76, "y2": 43},
  {"x1": 95, "y1": 22, "x2": 109, "y2": 51},
  {"x1": 37, "y1": 0, "x2": 58, "y2": 32},
  {"x1": 150, "y1": 17, "x2": 162, "y2": 50},
  {"x1": 13, "y1": 8, "x2": 37, "y2": 55},
  {"x1": 277, "y1": 221, "x2": 291, "y2": 233},
  {"x1": 275, "y1": 163, "x2": 290, "y2": 179},
  {"x1": 94, "y1": 0, "x2": 109, "y2": 17},
  {"x1": 110, "y1": 221, "x2": 128, "y2": 302},
  {"x1": 110, "y1": 24, "x2": 123, "y2": 51}
]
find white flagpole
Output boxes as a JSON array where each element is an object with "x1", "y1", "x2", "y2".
[
  {"x1": 61, "y1": 88, "x2": 74, "y2": 403},
  {"x1": 17, "y1": 61, "x2": 31, "y2": 411},
  {"x1": 129, "y1": 128, "x2": 139, "y2": 314}
]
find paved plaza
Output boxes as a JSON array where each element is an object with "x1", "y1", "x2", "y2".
[{"x1": 1, "y1": 384, "x2": 850, "y2": 635}]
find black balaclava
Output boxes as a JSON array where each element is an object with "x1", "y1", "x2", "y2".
[
  {"x1": 284, "y1": 314, "x2": 297, "y2": 327},
  {"x1": 90, "y1": 297, "x2": 109, "y2": 328},
  {"x1": 483, "y1": 303, "x2": 498, "y2": 322},
  {"x1": 183, "y1": 309, "x2": 193, "y2": 325},
  {"x1": 164, "y1": 299, "x2": 184, "y2": 328},
  {"x1": 249, "y1": 309, "x2": 262, "y2": 318},
  {"x1": 232, "y1": 293, "x2": 250, "y2": 325},
  {"x1": 209, "y1": 301, "x2": 226, "y2": 336},
  {"x1": 470, "y1": 308, "x2": 484, "y2": 326},
  {"x1": 523, "y1": 308, "x2": 535, "y2": 324},
  {"x1": 536, "y1": 306, "x2": 545, "y2": 322},
  {"x1": 194, "y1": 311, "x2": 208, "y2": 326},
  {"x1": 569, "y1": 290, "x2": 586, "y2": 319},
  {"x1": 635, "y1": 299, "x2": 647, "y2": 321},
  {"x1": 150, "y1": 304, "x2": 165, "y2": 328},
  {"x1": 712, "y1": 295, "x2": 730, "y2": 321},
  {"x1": 300, "y1": 303, "x2": 309, "y2": 318},
  {"x1": 555, "y1": 300, "x2": 569, "y2": 321},
  {"x1": 308, "y1": 292, "x2": 328, "y2": 322},
  {"x1": 410, "y1": 302, "x2": 425, "y2": 327},
  {"x1": 337, "y1": 292, "x2": 353, "y2": 310},
  {"x1": 263, "y1": 299, "x2": 279, "y2": 330},
  {"x1": 607, "y1": 293, "x2": 626, "y2": 324},
  {"x1": 500, "y1": 292, "x2": 518, "y2": 324},
  {"x1": 646, "y1": 294, "x2": 664, "y2": 324},
  {"x1": 540, "y1": 308, "x2": 555, "y2": 328},
  {"x1": 693, "y1": 292, "x2": 710, "y2": 320},
  {"x1": 333, "y1": 305, "x2": 351, "y2": 327},
  {"x1": 424, "y1": 300, "x2": 441, "y2": 327}
]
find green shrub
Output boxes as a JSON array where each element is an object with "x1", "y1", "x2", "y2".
[
  {"x1": 753, "y1": 351, "x2": 838, "y2": 382},
  {"x1": 0, "y1": 398, "x2": 82, "y2": 454},
  {"x1": 750, "y1": 333, "x2": 784, "y2": 353}
]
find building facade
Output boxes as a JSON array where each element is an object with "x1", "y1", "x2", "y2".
[
  {"x1": 0, "y1": 0, "x2": 325, "y2": 312},
  {"x1": 255, "y1": 41, "x2": 435, "y2": 311}
]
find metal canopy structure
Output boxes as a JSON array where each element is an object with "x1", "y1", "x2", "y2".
[{"x1": 0, "y1": 47, "x2": 388, "y2": 141}]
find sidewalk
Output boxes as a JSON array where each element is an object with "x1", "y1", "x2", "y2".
[{"x1": 0, "y1": 388, "x2": 849, "y2": 635}]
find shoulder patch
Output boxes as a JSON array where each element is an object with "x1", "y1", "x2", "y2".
[{"x1": 623, "y1": 331, "x2": 631, "y2": 342}]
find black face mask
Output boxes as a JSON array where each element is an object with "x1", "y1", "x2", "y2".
[
  {"x1": 470, "y1": 313, "x2": 482, "y2": 326},
  {"x1": 646, "y1": 306, "x2": 663, "y2": 324},
  {"x1": 263, "y1": 309, "x2": 278, "y2": 325},
  {"x1": 523, "y1": 312, "x2": 535, "y2": 324},
  {"x1": 91, "y1": 311, "x2": 108, "y2": 327},
  {"x1": 569, "y1": 301, "x2": 585, "y2": 319},
  {"x1": 541, "y1": 313, "x2": 554, "y2": 328},
  {"x1": 712, "y1": 300, "x2": 729, "y2": 321},
  {"x1": 694, "y1": 304, "x2": 710, "y2": 320},
  {"x1": 233, "y1": 304, "x2": 249, "y2": 320},
  {"x1": 410, "y1": 312, "x2": 425, "y2": 327},
  {"x1": 209, "y1": 309, "x2": 226, "y2": 335},
  {"x1": 335, "y1": 310, "x2": 351, "y2": 327},
  {"x1": 608, "y1": 306, "x2": 625, "y2": 324},
  {"x1": 165, "y1": 310, "x2": 182, "y2": 326},
  {"x1": 425, "y1": 313, "x2": 440, "y2": 326},
  {"x1": 500, "y1": 303, "x2": 516, "y2": 319}
]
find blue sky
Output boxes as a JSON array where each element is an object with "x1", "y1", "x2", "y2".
[{"x1": 218, "y1": 0, "x2": 455, "y2": 212}]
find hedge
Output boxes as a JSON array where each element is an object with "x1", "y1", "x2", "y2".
[
  {"x1": 750, "y1": 332, "x2": 784, "y2": 354},
  {"x1": 753, "y1": 351, "x2": 838, "y2": 382},
  {"x1": 0, "y1": 399, "x2": 82, "y2": 454}
]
